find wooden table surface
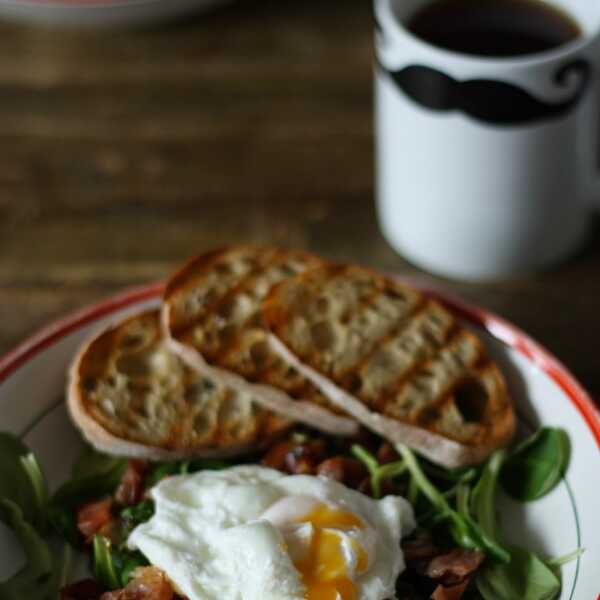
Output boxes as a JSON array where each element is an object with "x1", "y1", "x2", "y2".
[{"x1": 0, "y1": 0, "x2": 598, "y2": 405}]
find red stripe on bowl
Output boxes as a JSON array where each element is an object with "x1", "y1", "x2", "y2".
[{"x1": 0, "y1": 281, "x2": 163, "y2": 383}]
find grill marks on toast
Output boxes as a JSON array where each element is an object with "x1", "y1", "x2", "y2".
[
  {"x1": 69, "y1": 247, "x2": 514, "y2": 465},
  {"x1": 168, "y1": 246, "x2": 281, "y2": 341},
  {"x1": 171, "y1": 247, "x2": 318, "y2": 359},
  {"x1": 326, "y1": 285, "x2": 421, "y2": 378},
  {"x1": 346, "y1": 302, "x2": 454, "y2": 405},
  {"x1": 264, "y1": 265, "x2": 513, "y2": 448},
  {"x1": 205, "y1": 255, "x2": 315, "y2": 363},
  {"x1": 268, "y1": 267, "x2": 422, "y2": 381},
  {"x1": 383, "y1": 329, "x2": 487, "y2": 443},
  {"x1": 71, "y1": 310, "x2": 290, "y2": 457},
  {"x1": 161, "y1": 248, "x2": 513, "y2": 461},
  {"x1": 164, "y1": 246, "x2": 341, "y2": 412}
]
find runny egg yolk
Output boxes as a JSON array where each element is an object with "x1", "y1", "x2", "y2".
[{"x1": 292, "y1": 504, "x2": 369, "y2": 600}]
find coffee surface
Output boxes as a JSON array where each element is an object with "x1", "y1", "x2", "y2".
[{"x1": 408, "y1": 0, "x2": 581, "y2": 57}]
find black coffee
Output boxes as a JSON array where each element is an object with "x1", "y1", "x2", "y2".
[{"x1": 408, "y1": 0, "x2": 581, "y2": 57}]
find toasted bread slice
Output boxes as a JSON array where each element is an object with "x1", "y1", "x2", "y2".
[
  {"x1": 263, "y1": 264, "x2": 515, "y2": 467},
  {"x1": 68, "y1": 309, "x2": 292, "y2": 460},
  {"x1": 162, "y1": 246, "x2": 359, "y2": 436}
]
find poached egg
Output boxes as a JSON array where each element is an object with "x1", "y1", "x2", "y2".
[{"x1": 128, "y1": 465, "x2": 415, "y2": 600}]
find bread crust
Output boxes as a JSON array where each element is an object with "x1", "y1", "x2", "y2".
[
  {"x1": 266, "y1": 333, "x2": 512, "y2": 468},
  {"x1": 162, "y1": 246, "x2": 360, "y2": 437},
  {"x1": 164, "y1": 333, "x2": 359, "y2": 437},
  {"x1": 262, "y1": 263, "x2": 515, "y2": 467},
  {"x1": 68, "y1": 309, "x2": 291, "y2": 460}
]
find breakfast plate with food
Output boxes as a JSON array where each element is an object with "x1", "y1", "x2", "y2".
[{"x1": 0, "y1": 246, "x2": 598, "y2": 600}]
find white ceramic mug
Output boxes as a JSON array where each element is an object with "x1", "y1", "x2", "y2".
[{"x1": 375, "y1": 0, "x2": 600, "y2": 280}]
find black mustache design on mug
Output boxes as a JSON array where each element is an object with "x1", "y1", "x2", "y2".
[{"x1": 380, "y1": 60, "x2": 591, "y2": 125}]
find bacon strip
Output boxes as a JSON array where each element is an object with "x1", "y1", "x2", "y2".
[
  {"x1": 60, "y1": 579, "x2": 104, "y2": 600},
  {"x1": 76, "y1": 498, "x2": 115, "y2": 543},
  {"x1": 431, "y1": 580, "x2": 470, "y2": 600},
  {"x1": 100, "y1": 567, "x2": 174, "y2": 600},
  {"x1": 115, "y1": 460, "x2": 149, "y2": 506},
  {"x1": 425, "y1": 549, "x2": 485, "y2": 586}
]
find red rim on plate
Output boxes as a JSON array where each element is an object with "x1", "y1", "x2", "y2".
[
  {"x1": 0, "y1": 282, "x2": 163, "y2": 383},
  {"x1": 0, "y1": 281, "x2": 598, "y2": 446}
]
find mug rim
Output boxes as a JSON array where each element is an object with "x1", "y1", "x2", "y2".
[{"x1": 377, "y1": 0, "x2": 600, "y2": 68}]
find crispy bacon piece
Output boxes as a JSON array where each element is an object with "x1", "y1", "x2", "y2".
[
  {"x1": 100, "y1": 567, "x2": 174, "y2": 600},
  {"x1": 357, "y1": 476, "x2": 405, "y2": 498},
  {"x1": 262, "y1": 440, "x2": 294, "y2": 471},
  {"x1": 76, "y1": 498, "x2": 115, "y2": 543},
  {"x1": 262, "y1": 439, "x2": 327, "y2": 475},
  {"x1": 316, "y1": 456, "x2": 368, "y2": 487},
  {"x1": 401, "y1": 534, "x2": 441, "y2": 562},
  {"x1": 60, "y1": 579, "x2": 104, "y2": 600},
  {"x1": 115, "y1": 460, "x2": 149, "y2": 506},
  {"x1": 431, "y1": 580, "x2": 469, "y2": 600},
  {"x1": 425, "y1": 549, "x2": 485, "y2": 586},
  {"x1": 377, "y1": 442, "x2": 400, "y2": 464}
]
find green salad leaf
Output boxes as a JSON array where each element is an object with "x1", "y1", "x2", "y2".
[
  {"x1": 501, "y1": 427, "x2": 570, "y2": 502},
  {"x1": 456, "y1": 483, "x2": 471, "y2": 517},
  {"x1": 188, "y1": 458, "x2": 232, "y2": 472},
  {"x1": 114, "y1": 548, "x2": 149, "y2": 586},
  {"x1": 471, "y1": 450, "x2": 507, "y2": 538},
  {"x1": 19, "y1": 453, "x2": 49, "y2": 531},
  {"x1": 546, "y1": 548, "x2": 585, "y2": 569},
  {"x1": 121, "y1": 499, "x2": 155, "y2": 529},
  {"x1": 0, "y1": 498, "x2": 54, "y2": 599},
  {"x1": 48, "y1": 456, "x2": 127, "y2": 546},
  {"x1": 477, "y1": 546, "x2": 560, "y2": 600},
  {"x1": 93, "y1": 534, "x2": 120, "y2": 590},
  {"x1": 0, "y1": 433, "x2": 49, "y2": 531},
  {"x1": 471, "y1": 447, "x2": 566, "y2": 600},
  {"x1": 420, "y1": 459, "x2": 480, "y2": 484},
  {"x1": 57, "y1": 543, "x2": 73, "y2": 590},
  {"x1": 93, "y1": 534, "x2": 150, "y2": 588},
  {"x1": 396, "y1": 444, "x2": 511, "y2": 564},
  {"x1": 145, "y1": 457, "x2": 231, "y2": 489},
  {"x1": 145, "y1": 461, "x2": 187, "y2": 488},
  {"x1": 71, "y1": 445, "x2": 127, "y2": 480},
  {"x1": 351, "y1": 445, "x2": 406, "y2": 499}
]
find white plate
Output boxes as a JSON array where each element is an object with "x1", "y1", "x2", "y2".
[
  {"x1": 0, "y1": 281, "x2": 598, "y2": 598},
  {"x1": 0, "y1": 0, "x2": 231, "y2": 27}
]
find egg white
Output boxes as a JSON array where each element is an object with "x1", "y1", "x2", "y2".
[{"x1": 128, "y1": 465, "x2": 416, "y2": 600}]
